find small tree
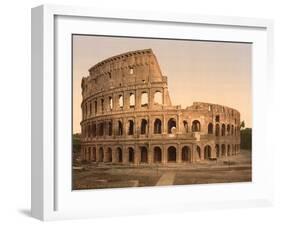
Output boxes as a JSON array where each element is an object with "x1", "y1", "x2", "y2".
[{"x1": 240, "y1": 120, "x2": 245, "y2": 129}]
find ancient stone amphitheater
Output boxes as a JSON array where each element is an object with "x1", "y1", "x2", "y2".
[{"x1": 80, "y1": 49, "x2": 240, "y2": 165}]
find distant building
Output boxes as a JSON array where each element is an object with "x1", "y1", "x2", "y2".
[{"x1": 80, "y1": 49, "x2": 240, "y2": 165}]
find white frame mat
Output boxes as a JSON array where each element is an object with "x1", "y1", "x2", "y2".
[{"x1": 31, "y1": 4, "x2": 274, "y2": 221}]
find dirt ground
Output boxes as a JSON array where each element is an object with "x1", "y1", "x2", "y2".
[{"x1": 72, "y1": 149, "x2": 252, "y2": 190}]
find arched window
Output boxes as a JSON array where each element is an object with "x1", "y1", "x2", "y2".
[
  {"x1": 153, "y1": 147, "x2": 162, "y2": 163},
  {"x1": 141, "y1": 119, "x2": 148, "y2": 135},
  {"x1": 192, "y1": 120, "x2": 201, "y2": 132},
  {"x1": 168, "y1": 118, "x2": 176, "y2": 134},
  {"x1": 94, "y1": 101, "x2": 97, "y2": 114},
  {"x1": 119, "y1": 95, "x2": 123, "y2": 108},
  {"x1": 221, "y1": 124, "x2": 226, "y2": 136},
  {"x1": 106, "y1": 148, "x2": 112, "y2": 162},
  {"x1": 117, "y1": 120, "x2": 123, "y2": 136},
  {"x1": 204, "y1": 145, "x2": 212, "y2": 160},
  {"x1": 215, "y1": 144, "x2": 220, "y2": 157},
  {"x1": 215, "y1": 124, "x2": 220, "y2": 136},
  {"x1": 128, "y1": 120, "x2": 134, "y2": 135},
  {"x1": 221, "y1": 144, "x2": 226, "y2": 156},
  {"x1": 231, "y1": 125, "x2": 234, "y2": 135},
  {"x1": 128, "y1": 148, "x2": 134, "y2": 163},
  {"x1": 154, "y1": 118, "x2": 162, "y2": 134},
  {"x1": 108, "y1": 121, "x2": 112, "y2": 136},
  {"x1": 101, "y1": 99, "x2": 104, "y2": 113},
  {"x1": 140, "y1": 147, "x2": 148, "y2": 163},
  {"x1": 167, "y1": 146, "x2": 177, "y2": 162},
  {"x1": 98, "y1": 122, "x2": 104, "y2": 136},
  {"x1": 183, "y1": 120, "x2": 188, "y2": 133},
  {"x1": 182, "y1": 146, "x2": 191, "y2": 162},
  {"x1": 92, "y1": 123, "x2": 96, "y2": 137},
  {"x1": 196, "y1": 146, "x2": 201, "y2": 160},
  {"x1": 227, "y1": 124, "x2": 230, "y2": 135},
  {"x1": 109, "y1": 96, "x2": 113, "y2": 110},
  {"x1": 98, "y1": 147, "x2": 104, "y2": 162},
  {"x1": 227, "y1": 144, "x2": 231, "y2": 156},
  {"x1": 141, "y1": 92, "x2": 148, "y2": 107},
  {"x1": 154, "y1": 91, "x2": 162, "y2": 105},
  {"x1": 129, "y1": 93, "x2": 135, "y2": 108},
  {"x1": 208, "y1": 123, "x2": 213, "y2": 134},
  {"x1": 116, "y1": 147, "x2": 122, "y2": 163}
]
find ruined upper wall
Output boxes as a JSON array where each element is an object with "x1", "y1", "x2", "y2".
[{"x1": 82, "y1": 49, "x2": 167, "y2": 97}]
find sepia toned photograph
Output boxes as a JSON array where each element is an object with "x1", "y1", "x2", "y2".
[{"x1": 72, "y1": 35, "x2": 252, "y2": 190}]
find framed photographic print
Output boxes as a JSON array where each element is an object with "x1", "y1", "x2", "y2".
[{"x1": 31, "y1": 4, "x2": 274, "y2": 221}]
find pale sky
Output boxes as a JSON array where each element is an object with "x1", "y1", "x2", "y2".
[{"x1": 72, "y1": 35, "x2": 252, "y2": 133}]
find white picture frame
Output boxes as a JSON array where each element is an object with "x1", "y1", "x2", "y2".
[{"x1": 31, "y1": 4, "x2": 274, "y2": 221}]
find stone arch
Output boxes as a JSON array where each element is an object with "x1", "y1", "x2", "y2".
[
  {"x1": 167, "y1": 146, "x2": 177, "y2": 162},
  {"x1": 196, "y1": 145, "x2": 201, "y2": 160},
  {"x1": 87, "y1": 147, "x2": 91, "y2": 161},
  {"x1": 140, "y1": 147, "x2": 148, "y2": 163},
  {"x1": 129, "y1": 93, "x2": 135, "y2": 108},
  {"x1": 221, "y1": 124, "x2": 226, "y2": 136},
  {"x1": 182, "y1": 146, "x2": 191, "y2": 162},
  {"x1": 215, "y1": 124, "x2": 220, "y2": 136},
  {"x1": 154, "y1": 91, "x2": 163, "y2": 105},
  {"x1": 92, "y1": 123, "x2": 97, "y2": 137},
  {"x1": 208, "y1": 123, "x2": 213, "y2": 134},
  {"x1": 183, "y1": 120, "x2": 188, "y2": 133},
  {"x1": 153, "y1": 146, "x2": 162, "y2": 163},
  {"x1": 204, "y1": 145, "x2": 212, "y2": 160},
  {"x1": 106, "y1": 147, "x2": 112, "y2": 162},
  {"x1": 192, "y1": 120, "x2": 201, "y2": 132},
  {"x1": 227, "y1": 124, "x2": 231, "y2": 135},
  {"x1": 231, "y1": 125, "x2": 234, "y2": 135},
  {"x1": 119, "y1": 95, "x2": 123, "y2": 108},
  {"x1": 221, "y1": 144, "x2": 226, "y2": 156},
  {"x1": 127, "y1": 119, "x2": 134, "y2": 135},
  {"x1": 98, "y1": 147, "x2": 104, "y2": 162},
  {"x1": 116, "y1": 147, "x2": 123, "y2": 163},
  {"x1": 154, "y1": 118, "x2": 162, "y2": 134},
  {"x1": 128, "y1": 147, "x2": 134, "y2": 163},
  {"x1": 141, "y1": 92, "x2": 148, "y2": 107},
  {"x1": 141, "y1": 119, "x2": 148, "y2": 135},
  {"x1": 117, "y1": 120, "x2": 123, "y2": 136},
  {"x1": 108, "y1": 121, "x2": 112, "y2": 136},
  {"x1": 215, "y1": 144, "x2": 220, "y2": 157},
  {"x1": 168, "y1": 118, "x2": 177, "y2": 134},
  {"x1": 98, "y1": 122, "x2": 104, "y2": 136}
]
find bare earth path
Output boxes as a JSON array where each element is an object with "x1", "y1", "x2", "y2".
[{"x1": 156, "y1": 172, "x2": 176, "y2": 186}]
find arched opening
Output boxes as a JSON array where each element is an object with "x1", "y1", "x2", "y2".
[
  {"x1": 119, "y1": 95, "x2": 123, "y2": 109},
  {"x1": 221, "y1": 124, "x2": 226, "y2": 136},
  {"x1": 208, "y1": 123, "x2": 213, "y2": 134},
  {"x1": 154, "y1": 118, "x2": 162, "y2": 134},
  {"x1": 88, "y1": 147, "x2": 91, "y2": 161},
  {"x1": 141, "y1": 92, "x2": 148, "y2": 107},
  {"x1": 204, "y1": 145, "x2": 212, "y2": 160},
  {"x1": 168, "y1": 118, "x2": 177, "y2": 134},
  {"x1": 129, "y1": 93, "x2": 135, "y2": 108},
  {"x1": 154, "y1": 147, "x2": 162, "y2": 162},
  {"x1": 227, "y1": 144, "x2": 231, "y2": 156},
  {"x1": 101, "y1": 99, "x2": 104, "y2": 113},
  {"x1": 192, "y1": 120, "x2": 201, "y2": 132},
  {"x1": 154, "y1": 91, "x2": 162, "y2": 105},
  {"x1": 128, "y1": 147, "x2": 134, "y2": 163},
  {"x1": 116, "y1": 147, "x2": 123, "y2": 163},
  {"x1": 231, "y1": 125, "x2": 234, "y2": 135},
  {"x1": 117, "y1": 120, "x2": 123, "y2": 136},
  {"x1": 227, "y1": 124, "x2": 230, "y2": 135},
  {"x1": 196, "y1": 146, "x2": 201, "y2": 160},
  {"x1": 107, "y1": 148, "x2": 112, "y2": 162},
  {"x1": 183, "y1": 121, "x2": 188, "y2": 133},
  {"x1": 140, "y1": 119, "x2": 148, "y2": 135},
  {"x1": 92, "y1": 147, "x2": 96, "y2": 161},
  {"x1": 140, "y1": 147, "x2": 148, "y2": 163},
  {"x1": 98, "y1": 147, "x2": 104, "y2": 162},
  {"x1": 215, "y1": 124, "x2": 220, "y2": 136},
  {"x1": 98, "y1": 122, "x2": 104, "y2": 136},
  {"x1": 128, "y1": 120, "x2": 134, "y2": 135},
  {"x1": 167, "y1": 146, "x2": 177, "y2": 162},
  {"x1": 182, "y1": 146, "x2": 191, "y2": 162},
  {"x1": 109, "y1": 96, "x2": 113, "y2": 110},
  {"x1": 221, "y1": 144, "x2": 226, "y2": 156},
  {"x1": 94, "y1": 101, "x2": 97, "y2": 114},
  {"x1": 108, "y1": 121, "x2": 112, "y2": 136},
  {"x1": 92, "y1": 123, "x2": 96, "y2": 137},
  {"x1": 215, "y1": 144, "x2": 220, "y2": 158}
]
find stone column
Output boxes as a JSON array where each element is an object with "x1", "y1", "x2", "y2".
[
  {"x1": 163, "y1": 145, "x2": 167, "y2": 164},
  {"x1": 176, "y1": 144, "x2": 182, "y2": 163},
  {"x1": 123, "y1": 147, "x2": 128, "y2": 164}
]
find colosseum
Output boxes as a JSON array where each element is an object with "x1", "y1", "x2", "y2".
[{"x1": 80, "y1": 48, "x2": 240, "y2": 165}]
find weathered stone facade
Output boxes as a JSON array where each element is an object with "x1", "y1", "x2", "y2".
[{"x1": 80, "y1": 49, "x2": 240, "y2": 165}]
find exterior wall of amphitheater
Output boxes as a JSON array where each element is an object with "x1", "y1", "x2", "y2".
[{"x1": 79, "y1": 49, "x2": 241, "y2": 165}]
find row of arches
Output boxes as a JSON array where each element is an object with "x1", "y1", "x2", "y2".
[
  {"x1": 83, "y1": 119, "x2": 239, "y2": 138},
  {"x1": 83, "y1": 90, "x2": 164, "y2": 119}
]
